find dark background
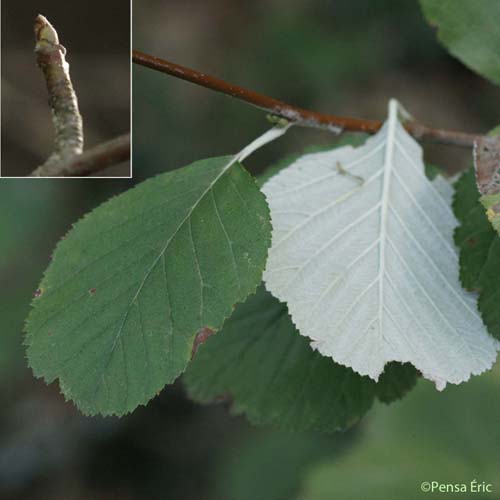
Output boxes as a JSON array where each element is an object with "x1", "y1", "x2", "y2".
[
  {"x1": 0, "y1": 1, "x2": 499, "y2": 499},
  {"x1": 1, "y1": 0, "x2": 130, "y2": 176}
]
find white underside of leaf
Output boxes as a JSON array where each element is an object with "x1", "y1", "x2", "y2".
[{"x1": 263, "y1": 99, "x2": 499, "y2": 390}]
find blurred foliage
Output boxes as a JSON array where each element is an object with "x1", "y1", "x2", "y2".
[
  {"x1": 420, "y1": 0, "x2": 500, "y2": 85},
  {"x1": 299, "y1": 364, "x2": 500, "y2": 499},
  {"x1": 0, "y1": 181, "x2": 61, "y2": 380},
  {"x1": 215, "y1": 426, "x2": 358, "y2": 500}
]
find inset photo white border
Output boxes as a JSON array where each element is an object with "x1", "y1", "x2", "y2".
[{"x1": 1, "y1": 1, "x2": 132, "y2": 178}]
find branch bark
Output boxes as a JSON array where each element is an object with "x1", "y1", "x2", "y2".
[
  {"x1": 31, "y1": 15, "x2": 130, "y2": 177},
  {"x1": 33, "y1": 15, "x2": 83, "y2": 176},
  {"x1": 30, "y1": 134, "x2": 130, "y2": 177},
  {"x1": 133, "y1": 49, "x2": 485, "y2": 149}
]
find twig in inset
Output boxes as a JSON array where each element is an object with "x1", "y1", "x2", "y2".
[
  {"x1": 33, "y1": 14, "x2": 83, "y2": 176},
  {"x1": 132, "y1": 49, "x2": 485, "y2": 149},
  {"x1": 30, "y1": 134, "x2": 130, "y2": 177}
]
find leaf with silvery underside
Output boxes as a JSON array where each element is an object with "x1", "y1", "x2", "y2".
[
  {"x1": 25, "y1": 155, "x2": 272, "y2": 416},
  {"x1": 454, "y1": 169, "x2": 500, "y2": 340},
  {"x1": 263, "y1": 99, "x2": 499, "y2": 391},
  {"x1": 474, "y1": 131, "x2": 500, "y2": 236},
  {"x1": 420, "y1": 0, "x2": 500, "y2": 85},
  {"x1": 184, "y1": 286, "x2": 419, "y2": 434}
]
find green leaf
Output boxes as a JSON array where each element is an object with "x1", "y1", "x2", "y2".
[
  {"x1": 420, "y1": 0, "x2": 500, "y2": 85},
  {"x1": 453, "y1": 168, "x2": 500, "y2": 339},
  {"x1": 299, "y1": 365, "x2": 500, "y2": 500},
  {"x1": 25, "y1": 156, "x2": 271, "y2": 416},
  {"x1": 184, "y1": 287, "x2": 419, "y2": 433},
  {"x1": 375, "y1": 361, "x2": 420, "y2": 404}
]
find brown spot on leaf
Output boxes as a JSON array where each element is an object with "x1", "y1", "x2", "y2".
[
  {"x1": 467, "y1": 237, "x2": 477, "y2": 246},
  {"x1": 33, "y1": 288, "x2": 43, "y2": 298},
  {"x1": 89, "y1": 288, "x2": 97, "y2": 295},
  {"x1": 191, "y1": 327, "x2": 215, "y2": 358}
]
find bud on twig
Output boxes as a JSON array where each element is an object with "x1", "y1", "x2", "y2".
[{"x1": 32, "y1": 14, "x2": 84, "y2": 177}]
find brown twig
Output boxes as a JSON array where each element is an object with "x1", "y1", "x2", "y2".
[
  {"x1": 30, "y1": 134, "x2": 130, "y2": 177},
  {"x1": 33, "y1": 15, "x2": 83, "y2": 176},
  {"x1": 133, "y1": 49, "x2": 484, "y2": 149}
]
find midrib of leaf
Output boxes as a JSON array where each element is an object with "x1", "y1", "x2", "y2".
[
  {"x1": 96, "y1": 157, "x2": 238, "y2": 395},
  {"x1": 377, "y1": 99, "x2": 398, "y2": 335},
  {"x1": 376, "y1": 103, "x2": 479, "y2": 332}
]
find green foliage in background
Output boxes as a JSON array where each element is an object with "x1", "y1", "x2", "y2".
[
  {"x1": 215, "y1": 427, "x2": 356, "y2": 500},
  {"x1": 298, "y1": 365, "x2": 500, "y2": 500},
  {"x1": 0, "y1": 182, "x2": 60, "y2": 380},
  {"x1": 453, "y1": 169, "x2": 500, "y2": 339},
  {"x1": 420, "y1": 0, "x2": 500, "y2": 84},
  {"x1": 25, "y1": 157, "x2": 271, "y2": 416}
]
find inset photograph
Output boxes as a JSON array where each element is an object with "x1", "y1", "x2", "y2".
[{"x1": 1, "y1": 2, "x2": 130, "y2": 177}]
